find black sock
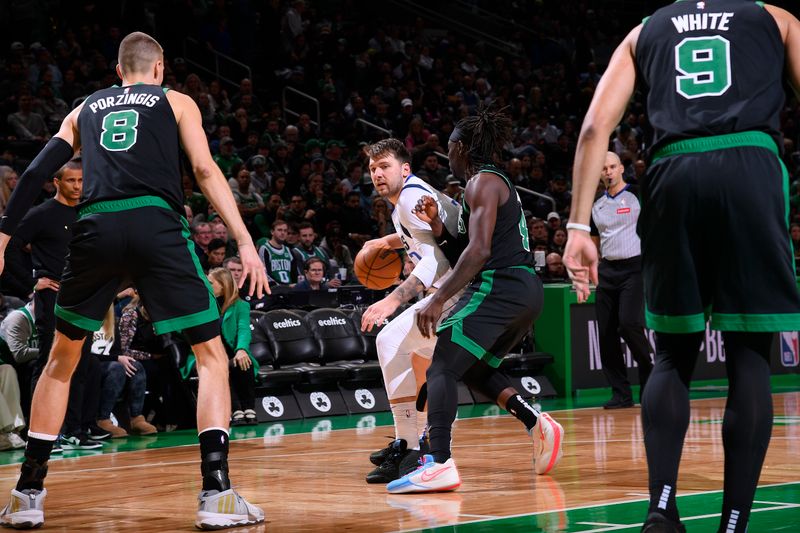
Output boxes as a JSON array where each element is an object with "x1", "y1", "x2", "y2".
[
  {"x1": 505, "y1": 394, "x2": 539, "y2": 432},
  {"x1": 16, "y1": 437, "x2": 54, "y2": 491},
  {"x1": 199, "y1": 429, "x2": 230, "y2": 492}
]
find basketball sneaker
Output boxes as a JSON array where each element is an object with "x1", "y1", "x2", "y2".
[
  {"x1": 195, "y1": 488, "x2": 264, "y2": 530},
  {"x1": 60, "y1": 432, "x2": 103, "y2": 450},
  {"x1": 532, "y1": 412, "x2": 564, "y2": 475},
  {"x1": 370, "y1": 436, "x2": 429, "y2": 467},
  {"x1": 640, "y1": 512, "x2": 686, "y2": 532},
  {"x1": 386, "y1": 454, "x2": 461, "y2": 494},
  {"x1": 0, "y1": 488, "x2": 46, "y2": 529}
]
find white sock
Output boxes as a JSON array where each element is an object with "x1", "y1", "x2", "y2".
[
  {"x1": 417, "y1": 410, "x2": 427, "y2": 441},
  {"x1": 390, "y1": 401, "x2": 418, "y2": 449}
]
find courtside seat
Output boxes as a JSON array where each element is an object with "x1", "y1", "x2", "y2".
[
  {"x1": 249, "y1": 312, "x2": 272, "y2": 365},
  {"x1": 306, "y1": 308, "x2": 381, "y2": 381},
  {"x1": 259, "y1": 309, "x2": 338, "y2": 385}
]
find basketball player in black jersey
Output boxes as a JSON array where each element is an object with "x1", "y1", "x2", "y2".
[
  {"x1": 387, "y1": 110, "x2": 565, "y2": 494},
  {"x1": 564, "y1": 3, "x2": 800, "y2": 532},
  {"x1": 0, "y1": 32, "x2": 268, "y2": 530}
]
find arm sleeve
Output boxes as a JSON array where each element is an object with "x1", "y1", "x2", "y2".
[
  {"x1": 118, "y1": 309, "x2": 151, "y2": 360},
  {"x1": 0, "y1": 137, "x2": 74, "y2": 235},
  {"x1": 434, "y1": 221, "x2": 468, "y2": 268}
]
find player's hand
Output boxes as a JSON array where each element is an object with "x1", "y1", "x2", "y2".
[
  {"x1": 416, "y1": 295, "x2": 444, "y2": 339},
  {"x1": 233, "y1": 350, "x2": 251, "y2": 370},
  {"x1": 238, "y1": 242, "x2": 270, "y2": 298},
  {"x1": 361, "y1": 296, "x2": 399, "y2": 332},
  {"x1": 563, "y1": 228, "x2": 599, "y2": 303},
  {"x1": 118, "y1": 355, "x2": 138, "y2": 377},
  {"x1": 362, "y1": 237, "x2": 391, "y2": 251},
  {"x1": 413, "y1": 195, "x2": 439, "y2": 225},
  {"x1": 34, "y1": 277, "x2": 60, "y2": 292}
]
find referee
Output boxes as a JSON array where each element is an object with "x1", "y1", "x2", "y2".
[{"x1": 590, "y1": 151, "x2": 652, "y2": 409}]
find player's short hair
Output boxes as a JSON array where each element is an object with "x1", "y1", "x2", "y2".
[
  {"x1": 118, "y1": 32, "x2": 163, "y2": 76},
  {"x1": 365, "y1": 138, "x2": 411, "y2": 165},
  {"x1": 54, "y1": 157, "x2": 82, "y2": 180}
]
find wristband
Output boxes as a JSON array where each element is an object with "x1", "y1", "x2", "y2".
[{"x1": 566, "y1": 222, "x2": 591, "y2": 232}]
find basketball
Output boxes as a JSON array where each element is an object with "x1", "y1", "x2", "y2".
[{"x1": 354, "y1": 247, "x2": 403, "y2": 289}]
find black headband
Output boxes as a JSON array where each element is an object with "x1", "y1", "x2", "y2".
[{"x1": 449, "y1": 125, "x2": 465, "y2": 144}]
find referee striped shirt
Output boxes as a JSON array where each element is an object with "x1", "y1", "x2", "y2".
[{"x1": 590, "y1": 185, "x2": 641, "y2": 261}]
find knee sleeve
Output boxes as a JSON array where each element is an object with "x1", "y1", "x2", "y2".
[{"x1": 376, "y1": 325, "x2": 417, "y2": 400}]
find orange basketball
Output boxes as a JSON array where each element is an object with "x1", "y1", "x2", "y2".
[{"x1": 354, "y1": 247, "x2": 403, "y2": 289}]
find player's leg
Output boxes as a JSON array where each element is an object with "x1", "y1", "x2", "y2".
[
  {"x1": 0, "y1": 328, "x2": 86, "y2": 529},
  {"x1": 387, "y1": 328, "x2": 469, "y2": 494},
  {"x1": 716, "y1": 332, "x2": 773, "y2": 533},
  {"x1": 617, "y1": 264, "x2": 653, "y2": 402},
  {"x1": 411, "y1": 350, "x2": 431, "y2": 438},
  {"x1": 132, "y1": 207, "x2": 263, "y2": 529},
  {"x1": 641, "y1": 331, "x2": 702, "y2": 527}
]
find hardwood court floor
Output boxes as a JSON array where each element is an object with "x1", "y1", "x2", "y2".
[{"x1": 0, "y1": 391, "x2": 797, "y2": 532}]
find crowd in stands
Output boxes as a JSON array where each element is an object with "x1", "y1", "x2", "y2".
[{"x1": 0, "y1": 0, "x2": 798, "y2": 444}]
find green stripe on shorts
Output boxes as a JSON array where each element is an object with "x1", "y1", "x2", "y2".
[
  {"x1": 651, "y1": 131, "x2": 778, "y2": 163},
  {"x1": 152, "y1": 218, "x2": 219, "y2": 335},
  {"x1": 645, "y1": 308, "x2": 706, "y2": 334},
  {"x1": 78, "y1": 195, "x2": 173, "y2": 218},
  {"x1": 54, "y1": 304, "x2": 104, "y2": 332},
  {"x1": 711, "y1": 313, "x2": 800, "y2": 332}
]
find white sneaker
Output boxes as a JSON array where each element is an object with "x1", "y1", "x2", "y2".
[
  {"x1": 532, "y1": 412, "x2": 564, "y2": 475},
  {"x1": 196, "y1": 488, "x2": 264, "y2": 530},
  {"x1": 7, "y1": 433, "x2": 26, "y2": 450},
  {"x1": 386, "y1": 454, "x2": 461, "y2": 494},
  {"x1": 0, "y1": 488, "x2": 46, "y2": 529}
]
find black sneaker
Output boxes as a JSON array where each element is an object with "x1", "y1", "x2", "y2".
[
  {"x1": 51, "y1": 439, "x2": 62, "y2": 454},
  {"x1": 641, "y1": 512, "x2": 686, "y2": 532},
  {"x1": 60, "y1": 433, "x2": 102, "y2": 450},
  {"x1": 369, "y1": 438, "x2": 401, "y2": 466},
  {"x1": 86, "y1": 424, "x2": 111, "y2": 441},
  {"x1": 366, "y1": 439, "x2": 409, "y2": 484},
  {"x1": 603, "y1": 397, "x2": 634, "y2": 409}
]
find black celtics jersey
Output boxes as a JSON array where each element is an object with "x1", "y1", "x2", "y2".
[
  {"x1": 636, "y1": 0, "x2": 785, "y2": 152},
  {"x1": 459, "y1": 166, "x2": 533, "y2": 271},
  {"x1": 77, "y1": 84, "x2": 183, "y2": 212}
]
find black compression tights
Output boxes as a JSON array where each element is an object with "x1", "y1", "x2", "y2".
[{"x1": 641, "y1": 331, "x2": 774, "y2": 533}]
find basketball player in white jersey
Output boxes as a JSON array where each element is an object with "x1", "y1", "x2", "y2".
[{"x1": 360, "y1": 139, "x2": 460, "y2": 483}]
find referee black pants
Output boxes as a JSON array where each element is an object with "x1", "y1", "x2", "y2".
[{"x1": 596, "y1": 256, "x2": 653, "y2": 402}]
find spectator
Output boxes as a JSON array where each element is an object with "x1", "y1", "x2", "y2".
[
  {"x1": 416, "y1": 152, "x2": 448, "y2": 191},
  {"x1": 183, "y1": 269, "x2": 258, "y2": 426},
  {"x1": 231, "y1": 168, "x2": 264, "y2": 237},
  {"x1": 543, "y1": 252, "x2": 568, "y2": 282},
  {"x1": 550, "y1": 228, "x2": 568, "y2": 256},
  {"x1": 291, "y1": 222, "x2": 339, "y2": 284},
  {"x1": 206, "y1": 239, "x2": 227, "y2": 270},
  {"x1": 248, "y1": 155, "x2": 271, "y2": 194},
  {"x1": 259, "y1": 220, "x2": 294, "y2": 285},
  {"x1": 283, "y1": 194, "x2": 315, "y2": 225},
  {"x1": 546, "y1": 211, "x2": 562, "y2": 232},
  {"x1": 528, "y1": 218, "x2": 549, "y2": 249},
  {"x1": 369, "y1": 197, "x2": 391, "y2": 239},
  {"x1": 293, "y1": 257, "x2": 332, "y2": 291},
  {"x1": 213, "y1": 137, "x2": 243, "y2": 178},
  {"x1": 0, "y1": 167, "x2": 19, "y2": 215},
  {"x1": 0, "y1": 301, "x2": 38, "y2": 367},
  {"x1": 89, "y1": 306, "x2": 157, "y2": 438},
  {"x1": 191, "y1": 221, "x2": 213, "y2": 262},
  {"x1": 340, "y1": 192, "x2": 373, "y2": 246},
  {"x1": 0, "y1": 365, "x2": 26, "y2": 450},
  {"x1": 182, "y1": 174, "x2": 208, "y2": 219},
  {"x1": 7, "y1": 94, "x2": 50, "y2": 141}
]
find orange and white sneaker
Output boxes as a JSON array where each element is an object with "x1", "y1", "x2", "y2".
[
  {"x1": 532, "y1": 412, "x2": 564, "y2": 475},
  {"x1": 386, "y1": 455, "x2": 461, "y2": 494}
]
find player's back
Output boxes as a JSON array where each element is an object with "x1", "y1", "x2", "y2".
[
  {"x1": 78, "y1": 84, "x2": 183, "y2": 211},
  {"x1": 461, "y1": 166, "x2": 534, "y2": 271},
  {"x1": 636, "y1": 0, "x2": 785, "y2": 152}
]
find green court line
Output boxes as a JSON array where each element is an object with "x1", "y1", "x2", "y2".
[{"x1": 407, "y1": 482, "x2": 800, "y2": 533}]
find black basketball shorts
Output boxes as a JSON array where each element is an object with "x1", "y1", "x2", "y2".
[
  {"x1": 437, "y1": 265, "x2": 543, "y2": 368},
  {"x1": 638, "y1": 131, "x2": 800, "y2": 333},
  {"x1": 55, "y1": 196, "x2": 220, "y2": 336}
]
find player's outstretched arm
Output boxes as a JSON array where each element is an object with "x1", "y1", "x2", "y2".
[
  {"x1": 565, "y1": 25, "x2": 639, "y2": 302},
  {"x1": 169, "y1": 90, "x2": 269, "y2": 298},
  {"x1": 0, "y1": 105, "x2": 82, "y2": 275},
  {"x1": 416, "y1": 173, "x2": 501, "y2": 338}
]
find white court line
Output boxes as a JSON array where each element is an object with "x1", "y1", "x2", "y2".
[
  {"x1": 457, "y1": 513, "x2": 498, "y2": 519},
  {"x1": 391, "y1": 481, "x2": 800, "y2": 533},
  {"x1": 576, "y1": 522, "x2": 624, "y2": 526}
]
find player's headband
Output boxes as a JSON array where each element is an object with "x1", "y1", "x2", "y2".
[{"x1": 449, "y1": 125, "x2": 465, "y2": 144}]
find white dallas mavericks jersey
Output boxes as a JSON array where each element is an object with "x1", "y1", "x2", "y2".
[{"x1": 391, "y1": 175, "x2": 461, "y2": 289}]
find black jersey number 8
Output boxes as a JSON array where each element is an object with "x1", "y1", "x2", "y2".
[{"x1": 100, "y1": 109, "x2": 140, "y2": 151}]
